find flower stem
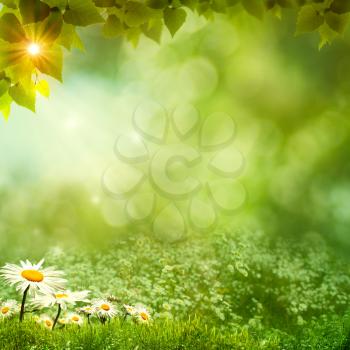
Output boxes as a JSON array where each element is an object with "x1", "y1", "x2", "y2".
[
  {"x1": 121, "y1": 313, "x2": 127, "y2": 328},
  {"x1": 52, "y1": 304, "x2": 62, "y2": 330},
  {"x1": 19, "y1": 285, "x2": 30, "y2": 322}
]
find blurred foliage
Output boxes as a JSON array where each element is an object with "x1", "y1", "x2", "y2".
[
  {"x1": 0, "y1": 0, "x2": 350, "y2": 117},
  {"x1": 0, "y1": 5, "x2": 349, "y2": 250},
  {"x1": 1, "y1": 5, "x2": 350, "y2": 250}
]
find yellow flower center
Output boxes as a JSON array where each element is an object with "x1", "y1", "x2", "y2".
[
  {"x1": 55, "y1": 293, "x2": 68, "y2": 299},
  {"x1": 101, "y1": 304, "x2": 110, "y2": 311},
  {"x1": 140, "y1": 312, "x2": 149, "y2": 320},
  {"x1": 21, "y1": 269, "x2": 44, "y2": 282},
  {"x1": 72, "y1": 316, "x2": 79, "y2": 322},
  {"x1": 1, "y1": 307, "x2": 9, "y2": 314},
  {"x1": 45, "y1": 320, "x2": 52, "y2": 327}
]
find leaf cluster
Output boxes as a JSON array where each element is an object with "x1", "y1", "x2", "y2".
[{"x1": 0, "y1": 0, "x2": 349, "y2": 118}]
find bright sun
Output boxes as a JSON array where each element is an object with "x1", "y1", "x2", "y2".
[{"x1": 27, "y1": 43, "x2": 41, "y2": 56}]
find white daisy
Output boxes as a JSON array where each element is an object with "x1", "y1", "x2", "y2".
[
  {"x1": 38, "y1": 314, "x2": 54, "y2": 330},
  {"x1": 123, "y1": 304, "x2": 136, "y2": 316},
  {"x1": 134, "y1": 306, "x2": 151, "y2": 324},
  {"x1": 1, "y1": 259, "x2": 66, "y2": 322},
  {"x1": 78, "y1": 305, "x2": 94, "y2": 316},
  {"x1": 58, "y1": 317, "x2": 69, "y2": 325},
  {"x1": 68, "y1": 313, "x2": 84, "y2": 326},
  {"x1": 0, "y1": 300, "x2": 19, "y2": 319},
  {"x1": 1, "y1": 259, "x2": 66, "y2": 294},
  {"x1": 33, "y1": 290, "x2": 90, "y2": 310},
  {"x1": 92, "y1": 299, "x2": 119, "y2": 319}
]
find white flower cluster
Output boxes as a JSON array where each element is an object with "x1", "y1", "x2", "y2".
[
  {"x1": 0, "y1": 230, "x2": 348, "y2": 333},
  {"x1": 0, "y1": 259, "x2": 152, "y2": 330},
  {"x1": 25, "y1": 231, "x2": 349, "y2": 332}
]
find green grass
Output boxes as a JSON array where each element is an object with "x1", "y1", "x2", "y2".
[
  {"x1": 0, "y1": 318, "x2": 281, "y2": 350},
  {"x1": 279, "y1": 315, "x2": 350, "y2": 350},
  {"x1": 0, "y1": 316, "x2": 349, "y2": 349}
]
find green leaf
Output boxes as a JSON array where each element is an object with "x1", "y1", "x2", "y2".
[
  {"x1": 196, "y1": 3, "x2": 212, "y2": 17},
  {"x1": 39, "y1": 10, "x2": 63, "y2": 42},
  {"x1": 9, "y1": 82, "x2": 36, "y2": 112},
  {"x1": 212, "y1": 0, "x2": 228, "y2": 13},
  {"x1": 318, "y1": 22, "x2": 337, "y2": 49},
  {"x1": 179, "y1": 0, "x2": 196, "y2": 10},
  {"x1": 0, "y1": 13, "x2": 26, "y2": 43},
  {"x1": 325, "y1": 11, "x2": 349, "y2": 34},
  {"x1": 24, "y1": 10, "x2": 63, "y2": 44},
  {"x1": 225, "y1": 0, "x2": 240, "y2": 7},
  {"x1": 0, "y1": 78, "x2": 10, "y2": 97},
  {"x1": 3, "y1": 56, "x2": 34, "y2": 85},
  {"x1": 124, "y1": 2, "x2": 151, "y2": 27},
  {"x1": 277, "y1": 0, "x2": 295, "y2": 8},
  {"x1": 126, "y1": 26, "x2": 140, "y2": 47},
  {"x1": 330, "y1": 0, "x2": 350, "y2": 15},
  {"x1": 265, "y1": 0, "x2": 276, "y2": 10},
  {"x1": 41, "y1": 0, "x2": 67, "y2": 9},
  {"x1": 19, "y1": 0, "x2": 51, "y2": 25},
  {"x1": 296, "y1": 5, "x2": 324, "y2": 34},
  {"x1": 36, "y1": 79, "x2": 50, "y2": 97},
  {"x1": 0, "y1": 0, "x2": 19, "y2": 9},
  {"x1": 0, "y1": 92, "x2": 12, "y2": 120},
  {"x1": 164, "y1": 7, "x2": 186, "y2": 36},
  {"x1": 241, "y1": 0, "x2": 265, "y2": 20},
  {"x1": 63, "y1": 0, "x2": 104, "y2": 26},
  {"x1": 103, "y1": 15, "x2": 123, "y2": 37},
  {"x1": 0, "y1": 41, "x2": 29, "y2": 71},
  {"x1": 32, "y1": 44, "x2": 63, "y2": 81},
  {"x1": 93, "y1": 0, "x2": 116, "y2": 7},
  {"x1": 57, "y1": 23, "x2": 84, "y2": 51},
  {"x1": 147, "y1": 0, "x2": 168, "y2": 10},
  {"x1": 269, "y1": 4, "x2": 282, "y2": 19},
  {"x1": 142, "y1": 19, "x2": 163, "y2": 43}
]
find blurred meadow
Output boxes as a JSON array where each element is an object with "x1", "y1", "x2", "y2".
[{"x1": 1, "y1": 7, "x2": 350, "y2": 349}]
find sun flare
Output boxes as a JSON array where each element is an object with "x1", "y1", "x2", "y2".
[{"x1": 27, "y1": 43, "x2": 41, "y2": 56}]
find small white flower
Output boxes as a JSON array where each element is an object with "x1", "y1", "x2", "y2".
[
  {"x1": 78, "y1": 305, "x2": 94, "y2": 315},
  {"x1": 38, "y1": 314, "x2": 54, "y2": 330},
  {"x1": 134, "y1": 306, "x2": 151, "y2": 324},
  {"x1": 68, "y1": 313, "x2": 84, "y2": 326},
  {"x1": 0, "y1": 300, "x2": 19, "y2": 318},
  {"x1": 92, "y1": 299, "x2": 119, "y2": 319},
  {"x1": 33, "y1": 290, "x2": 90, "y2": 310},
  {"x1": 0, "y1": 259, "x2": 66, "y2": 294},
  {"x1": 123, "y1": 304, "x2": 136, "y2": 316},
  {"x1": 58, "y1": 317, "x2": 69, "y2": 325}
]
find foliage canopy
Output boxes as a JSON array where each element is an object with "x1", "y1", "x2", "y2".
[{"x1": 0, "y1": 0, "x2": 349, "y2": 118}]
